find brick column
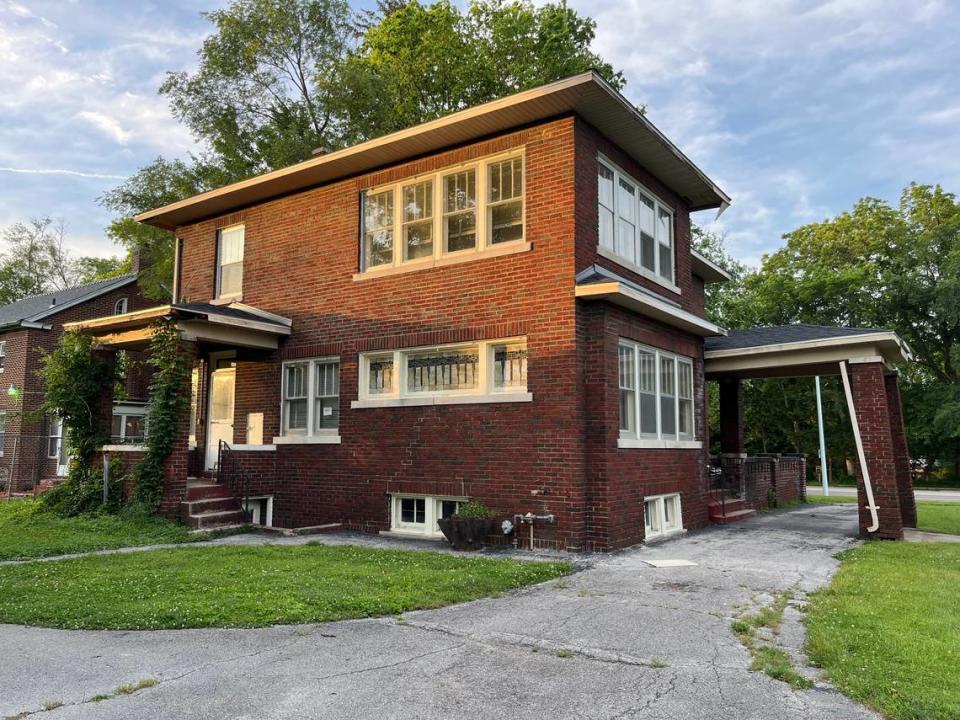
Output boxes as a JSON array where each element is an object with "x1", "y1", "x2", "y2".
[
  {"x1": 884, "y1": 372, "x2": 917, "y2": 528},
  {"x1": 158, "y1": 340, "x2": 197, "y2": 519},
  {"x1": 849, "y1": 361, "x2": 903, "y2": 539}
]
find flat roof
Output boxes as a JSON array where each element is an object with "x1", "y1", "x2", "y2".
[{"x1": 136, "y1": 71, "x2": 730, "y2": 231}]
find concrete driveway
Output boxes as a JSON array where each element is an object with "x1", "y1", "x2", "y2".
[{"x1": 1, "y1": 504, "x2": 878, "y2": 720}]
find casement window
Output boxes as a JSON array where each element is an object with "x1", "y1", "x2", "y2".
[
  {"x1": 281, "y1": 358, "x2": 340, "y2": 437},
  {"x1": 111, "y1": 404, "x2": 147, "y2": 443},
  {"x1": 618, "y1": 340, "x2": 694, "y2": 443},
  {"x1": 354, "y1": 337, "x2": 529, "y2": 407},
  {"x1": 390, "y1": 494, "x2": 465, "y2": 537},
  {"x1": 0, "y1": 340, "x2": 6, "y2": 370},
  {"x1": 597, "y1": 157, "x2": 675, "y2": 287},
  {"x1": 216, "y1": 225, "x2": 245, "y2": 299},
  {"x1": 360, "y1": 152, "x2": 524, "y2": 273},
  {"x1": 644, "y1": 493, "x2": 683, "y2": 540},
  {"x1": 114, "y1": 297, "x2": 128, "y2": 315}
]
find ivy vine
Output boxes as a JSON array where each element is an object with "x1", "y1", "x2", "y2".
[{"x1": 133, "y1": 318, "x2": 190, "y2": 511}]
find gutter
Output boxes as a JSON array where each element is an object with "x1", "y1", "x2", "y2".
[{"x1": 839, "y1": 360, "x2": 880, "y2": 533}]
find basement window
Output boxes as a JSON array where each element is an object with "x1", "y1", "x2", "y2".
[
  {"x1": 390, "y1": 494, "x2": 465, "y2": 537},
  {"x1": 644, "y1": 493, "x2": 683, "y2": 540},
  {"x1": 242, "y1": 496, "x2": 273, "y2": 526}
]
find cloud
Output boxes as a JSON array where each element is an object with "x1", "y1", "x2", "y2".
[{"x1": 0, "y1": 166, "x2": 127, "y2": 180}]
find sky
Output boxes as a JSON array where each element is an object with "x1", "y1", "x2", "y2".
[{"x1": 1, "y1": 0, "x2": 959, "y2": 267}]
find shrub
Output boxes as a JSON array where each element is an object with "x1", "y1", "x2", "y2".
[{"x1": 456, "y1": 501, "x2": 494, "y2": 519}]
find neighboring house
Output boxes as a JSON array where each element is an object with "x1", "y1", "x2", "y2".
[
  {"x1": 0, "y1": 273, "x2": 153, "y2": 494},
  {"x1": 68, "y1": 72, "x2": 917, "y2": 548}
]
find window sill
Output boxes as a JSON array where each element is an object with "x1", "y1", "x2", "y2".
[
  {"x1": 272, "y1": 435, "x2": 341, "y2": 445},
  {"x1": 597, "y1": 246, "x2": 681, "y2": 295},
  {"x1": 354, "y1": 241, "x2": 531, "y2": 281},
  {"x1": 378, "y1": 530, "x2": 443, "y2": 542},
  {"x1": 352, "y1": 392, "x2": 532, "y2": 409},
  {"x1": 101, "y1": 444, "x2": 147, "y2": 452},
  {"x1": 210, "y1": 295, "x2": 242, "y2": 306},
  {"x1": 231, "y1": 444, "x2": 276, "y2": 451},
  {"x1": 618, "y1": 438, "x2": 701, "y2": 450},
  {"x1": 644, "y1": 528, "x2": 687, "y2": 544}
]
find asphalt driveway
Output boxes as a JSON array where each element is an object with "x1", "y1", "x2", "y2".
[{"x1": 1, "y1": 504, "x2": 878, "y2": 720}]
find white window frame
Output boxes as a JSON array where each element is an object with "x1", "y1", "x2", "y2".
[
  {"x1": 617, "y1": 339, "x2": 698, "y2": 449},
  {"x1": 597, "y1": 155, "x2": 678, "y2": 293},
  {"x1": 111, "y1": 402, "x2": 148, "y2": 444},
  {"x1": 242, "y1": 495, "x2": 274, "y2": 527},
  {"x1": 0, "y1": 339, "x2": 6, "y2": 372},
  {"x1": 389, "y1": 494, "x2": 467, "y2": 538},
  {"x1": 274, "y1": 357, "x2": 341, "y2": 444},
  {"x1": 215, "y1": 223, "x2": 245, "y2": 300},
  {"x1": 644, "y1": 493, "x2": 683, "y2": 540},
  {"x1": 353, "y1": 337, "x2": 531, "y2": 409},
  {"x1": 114, "y1": 297, "x2": 128, "y2": 315},
  {"x1": 359, "y1": 150, "x2": 526, "y2": 275}
]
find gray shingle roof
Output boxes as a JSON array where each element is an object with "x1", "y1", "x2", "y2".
[
  {"x1": 705, "y1": 324, "x2": 888, "y2": 352},
  {"x1": 0, "y1": 274, "x2": 137, "y2": 329},
  {"x1": 173, "y1": 302, "x2": 290, "y2": 328}
]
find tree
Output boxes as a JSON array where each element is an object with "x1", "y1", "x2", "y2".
[
  {"x1": 691, "y1": 226, "x2": 752, "y2": 328},
  {"x1": 0, "y1": 218, "x2": 125, "y2": 304}
]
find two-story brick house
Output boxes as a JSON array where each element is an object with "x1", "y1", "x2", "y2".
[
  {"x1": 0, "y1": 273, "x2": 153, "y2": 495},
  {"x1": 69, "y1": 72, "x2": 917, "y2": 547}
]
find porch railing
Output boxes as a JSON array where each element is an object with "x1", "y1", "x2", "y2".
[
  {"x1": 217, "y1": 440, "x2": 252, "y2": 523},
  {"x1": 708, "y1": 454, "x2": 746, "y2": 515}
]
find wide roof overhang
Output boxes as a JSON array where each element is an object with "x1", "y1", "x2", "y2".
[
  {"x1": 64, "y1": 303, "x2": 292, "y2": 351},
  {"x1": 136, "y1": 71, "x2": 730, "y2": 231},
  {"x1": 704, "y1": 330, "x2": 912, "y2": 379}
]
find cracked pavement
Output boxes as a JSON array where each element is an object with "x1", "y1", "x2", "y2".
[{"x1": 0, "y1": 504, "x2": 879, "y2": 719}]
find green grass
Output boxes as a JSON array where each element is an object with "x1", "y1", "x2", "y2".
[
  {"x1": 730, "y1": 589, "x2": 813, "y2": 690},
  {"x1": 806, "y1": 542, "x2": 960, "y2": 720},
  {"x1": 805, "y1": 495, "x2": 960, "y2": 535},
  {"x1": 0, "y1": 543, "x2": 569, "y2": 629},
  {"x1": 0, "y1": 499, "x2": 199, "y2": 561}
]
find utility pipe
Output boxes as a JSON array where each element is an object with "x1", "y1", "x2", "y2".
[
  {"x1": 838, "y1": 361, "x2": 879, "y2": 533},
  {"x1": 814, "y1": 376, "x2": 830, "y2": 497}
]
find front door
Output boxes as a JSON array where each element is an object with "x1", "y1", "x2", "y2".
[{"x1": 205, "y1": 357, "x2": 236, "y2": 470}]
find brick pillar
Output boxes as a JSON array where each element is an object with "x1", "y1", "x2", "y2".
[
  {"x1": 158, "y1": 340, "x2": 197, "y2": 519},
  {"x1": 849, "y1": 361, "x2": 903, "y2": 539},
  {"x1": 718, "y1": 378, "x2": 744, "y2": 454},
  {"x1": 884, "y1": 373, "x2": 917, "y2": 528}
]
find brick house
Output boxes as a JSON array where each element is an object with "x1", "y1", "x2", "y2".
[
  {"x1": 68, "y1": 72, "x2": 916, "y2": 548},
  {"x1": 0, "y1": 273, "x2": 153, "y2": 494}
]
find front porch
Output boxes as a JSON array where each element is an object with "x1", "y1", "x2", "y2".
[{"x1": 705, "y1": 324, "x2": 916, "y2": 539}]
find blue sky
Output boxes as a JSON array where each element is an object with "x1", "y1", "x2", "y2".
[{"x1": 1, "y1": 0, "x2": 958, "y2": 266}]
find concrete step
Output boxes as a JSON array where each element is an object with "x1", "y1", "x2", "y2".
[
  {"x1": 186, "y1": 483, "x2": 231, "y2": 501},
  {"x1": 709, "y1": 508, "x2": 757, "y2": 525},
  {"x1": 187, "y1": 509, "x2": 247, "y2": 529},
  {"x1": 182, "y1": 496, "x2": 242, "y2": 515},
  {"x1": 708, "y1": 497, "x2": 747, "y2": 514}
]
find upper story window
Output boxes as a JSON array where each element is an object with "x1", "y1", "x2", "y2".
[
  {"x1": 360, "y1": 152, "x2": 525, "y2": 273},
  {"x1": 114, "y1": 297, "x2": 128, "y2": 315},
  {"x1": 618, "y1": 339, "x2": 693, "y2": 442},
  {"x1": 281, "y1": 357, "x2": 340, "y2": 437},
  {"x1": 355, "y1": 337, "x2": 529, "y2": 407},
  {"x1": 598, "y1": 157, "x2": 675, "y2": 288},
  {"x1": 0, "y1": 340, "x2": 6, "y2": 370},
  {"x1": 216, "y1": 225, "x2": 245, "y2": 299}
]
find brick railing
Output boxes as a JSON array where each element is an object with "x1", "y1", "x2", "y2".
[{"x1": 710, "y1": 453, "x2": 807, "y2": 511}]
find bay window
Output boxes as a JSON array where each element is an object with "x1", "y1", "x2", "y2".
[
  {"x1": 281, "y1": 357, "x2": 339, "y2": 438},
  {"x1": 618, "y1": 340, "x2": 695, "y2": 444},
  {"x1": 360, "y1": 152, "x2": 524, "y2": 272},
  {"x1": 216, "y1": 225, "x2": 244, "y2": 299},
  {"x1": 354, "y1": 337, "x2": 531, "y2": 407},
  {"x1": 597, "y1": 157, "x2": 675, "y2": 287}
]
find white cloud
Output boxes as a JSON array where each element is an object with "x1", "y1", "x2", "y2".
[{"x1": 0, "y1": 166, "x2": 126, "y2": 180}]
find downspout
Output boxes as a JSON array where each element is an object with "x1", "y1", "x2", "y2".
[{"x1": 838, "y1": 361, "x2": 879, "y2": 533}]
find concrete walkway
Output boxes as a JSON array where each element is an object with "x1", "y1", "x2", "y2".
[{"x1": 0, "y1": 505, "x2": 878, "y2": 720}]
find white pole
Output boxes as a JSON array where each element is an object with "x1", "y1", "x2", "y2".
[
  {"x1": 839, "y1": 361, "x2": 880, "y2": 533},
  {"x1": 815, "y1": 376, "x2": 830, "y2": 497}
]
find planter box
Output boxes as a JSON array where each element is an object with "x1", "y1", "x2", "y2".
[{"x1": 437, "y1": 517, "x2": 495, "y2": 551}]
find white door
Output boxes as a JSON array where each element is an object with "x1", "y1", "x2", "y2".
[{"x1": 205, "y1": 362, "x2": 236, "y2": 470}]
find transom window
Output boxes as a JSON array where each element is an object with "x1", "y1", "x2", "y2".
[
  {"x1": 618, "y1": 340, "x2": 693, "y2": 441},
  {"x1": 597, "y1": 158, "x2": 674, "y2": 285},
  {"x1": 216, "y1": 225, "x2": 245, "y2": 299},
  {"x1": 361, "y1": 152, "x2": 524, "y2": 272},
  {"x1": 282, "y1": 357, "x2": 340, "y2": 436},
  {"x1": 358, "y1": 338, "x2": 527, "y2": 402},
  {"x1": 645, "y1": 493, "x2": 682, "y2": 540},
  {"x1": 390, "y1": 494, "x2": 465, "y2": 537}
]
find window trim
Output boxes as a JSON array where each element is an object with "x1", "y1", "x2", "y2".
[
  {"x1": 0, "y1": 339, "x2": 6, "y2": 372},
  {"x1": 352, "y1": 337, "x2": 531, "y2": 408},
  {"x1": 215, "y1": 223, "x2": 245, "y2": 301},
  {"x1": 111, "y1": 403, "x2": 148, "y2": 444},
  {"x1": 113, "y1": 297, "x2": 128, "y2": 315},
  {"x1": 276, "y1": 356, "x2": 340, "y2": 442},
  {"x1": 359, "y1": 149, "x2": 526, "y2": 275},
  {"x1": 388, "y1": 493, "x2": 467, "y2": 538},
  {"x1": 644, "y1": 492, "x2": 683, "y2": 540},
  {"x1": 597, "y1": 154, "x2": 678, "y2": 293},
  {"x1": 617, "y1": 339, "x2": 696, "y2": 446}
]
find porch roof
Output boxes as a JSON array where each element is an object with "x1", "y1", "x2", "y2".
[
  {"x1": 64, "y1": 302, "x2": 292, "y2": 350},
  {"x1": 704, "y1": 324, "x2": 912, "y2": 378}
]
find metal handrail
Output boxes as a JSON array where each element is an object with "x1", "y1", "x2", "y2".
[{"x1": 217, "y1": 440, "x2": 252, "y2": 523}]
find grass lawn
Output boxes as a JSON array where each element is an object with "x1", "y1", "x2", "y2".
[
  {"x1": 806, "y1": 542, "x2": 960, "y2": 720},
  {"x1": 0, "y1": 543, "x2": 569, "y2": 629},
  {"x1": 805, "y1": 494, "x2": 960, "y2": 535},
  {"x1": 0, "y1": 499, "x2": 198, "y2": 561}
]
